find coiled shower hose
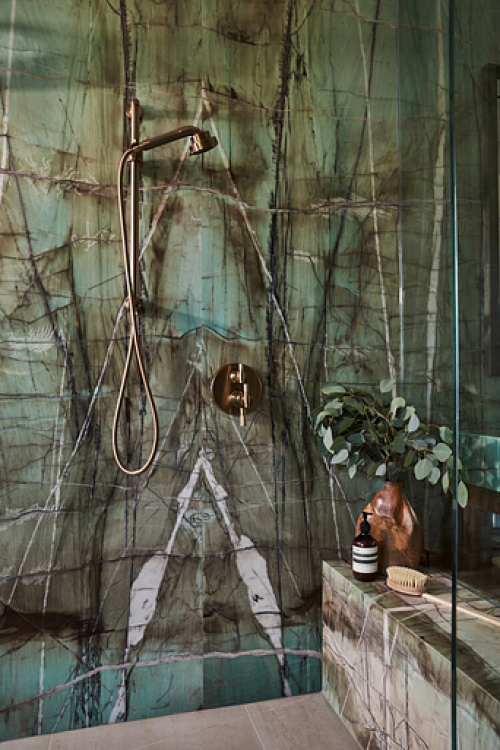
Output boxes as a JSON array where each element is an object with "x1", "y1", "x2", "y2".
[{"x1": 112, "y1": 148, "x2": 159, "y2": 476}]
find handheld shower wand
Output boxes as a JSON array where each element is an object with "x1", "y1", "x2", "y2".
[{"x1": 113, "y1": 98, "x2": 217, "y2": 475}]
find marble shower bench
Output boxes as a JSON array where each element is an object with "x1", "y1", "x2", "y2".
[{"x1": 322, "y1": 561, "x2": 500, "y2": 749}]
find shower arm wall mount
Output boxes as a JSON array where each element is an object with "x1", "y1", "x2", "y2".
[{"x1": 112, "y1": 98, "x2": 217, "y2": 476}]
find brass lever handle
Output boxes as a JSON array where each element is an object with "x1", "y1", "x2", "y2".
[
  {"x1": 242, "y1": 382, "x2": 249, "y2": 426},
  {"x1": 229, "y1": 382, "x2": 250, "y2": 426}
]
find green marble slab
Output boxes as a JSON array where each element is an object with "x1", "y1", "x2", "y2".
[{"x1": 323, "y1": 561, "x2": 500, "y2": 749}]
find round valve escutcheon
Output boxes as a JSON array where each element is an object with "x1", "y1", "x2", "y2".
[{"x1": 211, "y1": 364, "x2": 262, "y2": 426}]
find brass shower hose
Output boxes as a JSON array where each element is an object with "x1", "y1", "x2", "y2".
[{"x1": 112, "y1": 148, "x2": 159, "y2": 475}]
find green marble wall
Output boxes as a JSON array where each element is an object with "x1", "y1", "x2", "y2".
[{"x1": 0, "y1": 0, "x2": 404, "y2": 741}]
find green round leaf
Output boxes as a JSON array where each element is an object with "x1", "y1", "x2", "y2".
[
  {"x1": 348, "y1": 464, "x2": 357, "y2": 479},
  {"x1": 414, "y1": 457, "x2": 433, "y2": 480},
  {"x1": 447, "y1": 455, "x2": 463, "y2": 470},
  {"x1": 404, "y1": 450, "x2": 415, "y2": 468},
  {"x1": 331, "y1": 448, "x2": 349, "y2": 465},
  {"x1": 323, "y1": 427, "x2": 333, "y2": 451},
  {"x1": 414, "y1": 439, "x2": 428, "y2": 450},
  {"x1": 380, "y1": 378, "x2": 394, "y2": 393},
  {"x1": 403, "y1": 406, "x2": 416, "y2": 420},
  {"x1": 442, "y1": 470, "x2": 450, "y2": 494},
  {"x1": 408, "y1": 413, "x2": 420, "y2": 432},
  {"x1": 314, "y1": 411, "x2": 330, "y2": 428},
  {"x1": 347, "y1": 432, "x2": 365, "y2": 445},
  {"x1": 458, "y1": 481, "x2": 468, "y2": 508},
  {"x1": 429, "y1": 466, "x2": 441, "y2": 485},
  {"x1": 375, "y1": 463, "x2": 387, "y2": 477},
  {"x1": 322, "y1": 384, "x2": 346, "y2": 396},
  {"x1": 432, "y1": 443, "x2": 452, "y2": 462},
  {"x1": 324, "y1": 399, "x2": 343, "y2": 414},
  {"x1": 439, "y1": 426, "x2": 453, "y2": 444},
  {"x1": 391, "y1": 433, "x2": 406, "y2": 453}
]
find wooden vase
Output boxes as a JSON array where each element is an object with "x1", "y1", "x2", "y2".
[{"x1": 355, "y1": 481, "x2": 424, "y2": 573}]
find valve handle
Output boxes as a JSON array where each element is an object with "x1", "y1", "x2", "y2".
[{"x1": 240, "y1": 383, "x2": 249, "y2": 426}]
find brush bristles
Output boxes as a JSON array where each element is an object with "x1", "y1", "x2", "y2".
[{"x1": 386, "y1": 566, "x2": 427, "y2": 589}]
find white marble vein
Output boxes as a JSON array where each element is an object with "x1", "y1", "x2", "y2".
[{"x1": 110, "y1": 447, "x2": 293, "y2": 722}]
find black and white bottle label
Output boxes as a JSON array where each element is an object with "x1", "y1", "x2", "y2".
[{"x1": 352, "y1": 545, "x2": 378, "y2": 574}]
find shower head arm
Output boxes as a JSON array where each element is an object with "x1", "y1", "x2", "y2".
[
  {"x1": 128, "y1": 126, "x2": 204, "y2": 155},
  {"x1": 112, "y1": 106, "x2": 217, "y2": 476},
  {"x1": 116, "y1": 122, "x2": 208, "y2": 296}
]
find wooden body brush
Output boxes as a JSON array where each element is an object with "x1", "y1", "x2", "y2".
[{"x1": 386, "y1": 566, "x2": 427, "y2": 595}]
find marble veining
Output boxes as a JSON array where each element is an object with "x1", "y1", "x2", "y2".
[
  {"x1": 0, "y1": 0, "x2": 403, "y2": 739},
  {"x1": 1, "y1": 0, "x2": 500, "y2": 743}
]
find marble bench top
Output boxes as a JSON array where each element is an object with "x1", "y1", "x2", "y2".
[{"x1": 323, "y1": 560, "x2": 500, "y2": 704}]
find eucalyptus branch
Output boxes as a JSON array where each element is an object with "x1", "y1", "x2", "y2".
[{"x1": 313, "y1": 379, "x2": 468, "y2": 506}]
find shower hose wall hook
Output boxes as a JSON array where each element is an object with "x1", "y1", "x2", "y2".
[{"x1": 112, "y1": 97, "x2": 217, "y2": 475}]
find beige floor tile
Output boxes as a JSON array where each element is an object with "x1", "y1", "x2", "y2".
[
  {"x1": 245, "y1": 694, "x2": 314, "y2": 715},
  {"x1": 246, "y1": 694, "x2": 359, "y2": 750},
  {"x1": 140, "y1": 715, "x2": 265, "y2": 750},
  {"x1": 0, "y1": 738, "x2": 50, "y2": 750},
  {"x1": 3, "y1": 694, "x2": 358, "y2": 750},
  {"x1": 48, "y1": 705, "x2": 253, "y2": 750},
  {"x1": 124, "y1": 704, "x2": 249, "y2": 742},
  {"x1": 48, "y1": 714, "x2": 264, "y2": 750}
]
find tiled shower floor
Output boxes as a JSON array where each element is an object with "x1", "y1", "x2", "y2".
[{"x1": 1, "y1": 694, "x2": 359, "y2": 750}]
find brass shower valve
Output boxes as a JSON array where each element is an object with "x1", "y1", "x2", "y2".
[
  {"x1": 211, "y1": 363, "x2": 262, "y2": 428},
  {"x1": 228, "y1": 364, "x2": 247, "y2": 425}
]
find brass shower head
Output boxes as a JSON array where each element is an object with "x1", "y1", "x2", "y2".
[
  {"x1": 129, "y1": 127, "x2": 217, "y2": 156},
  {"x1": 114, "y1": 100, "x2": 218, "y2": 476},
  {"x1": 190, "y1": 130, "x2": 218, "y2": 155}
]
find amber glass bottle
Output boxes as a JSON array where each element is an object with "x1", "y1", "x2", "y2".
[{"x1": 352, "y1": 511, "x2": 378, "y2": 581}]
